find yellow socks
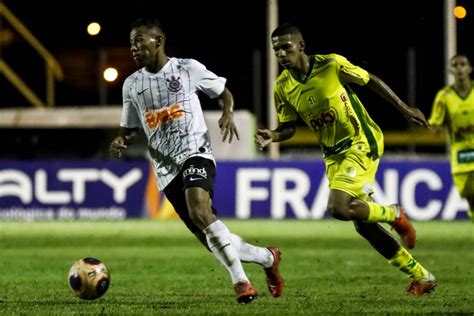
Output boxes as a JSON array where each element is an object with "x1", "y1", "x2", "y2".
[
  {"x1": 389, "y1": 247, "x2": 429, "y2": 281},
  {"x1": 366, "y1": 202, "x2": 397, "y2": 223}
]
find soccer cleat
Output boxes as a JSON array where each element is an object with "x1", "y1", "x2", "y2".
[
  {"x1": 234, "y1": 281, "x2": 257, "y2": 304},
  {"x1": 391, "y1": 205, "x2": 416, "y2": 249},
  {"x1": 264, "y1": 247, "x2": 284, "y2": 298},
  {"x1": 406, "y1": 272, "x2": 437, "y2": 296}
]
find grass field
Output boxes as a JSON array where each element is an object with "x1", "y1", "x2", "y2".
[{"x1": 0, "y1": 219, "x2": 473, "y2": 315}]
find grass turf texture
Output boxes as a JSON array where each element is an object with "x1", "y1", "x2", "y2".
[{"x1": 0, "y1": 220, "x2": 472, "y2": 315}]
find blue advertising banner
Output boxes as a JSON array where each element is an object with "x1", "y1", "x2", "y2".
[
  {"x1": 0, "y1": 159, "x2": 470, "y2": 220},
  {"x1": 0, "y1": 161, "x2": 151, "y2": 220},
  {"x1": 213, "y1": 160, "x2": 470, "y2": 220}
]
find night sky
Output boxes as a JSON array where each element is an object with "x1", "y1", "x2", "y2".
[{"x1": 1, "y1": 0, "x2": 473, "y2": 130}]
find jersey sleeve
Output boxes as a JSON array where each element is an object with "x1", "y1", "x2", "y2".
[
  {"x1": 186, "y1": 59, "x2": 227, "y2": 99},
  {"x1": 428, "y1": 89, "x2": 447, "y2": 127},
  {"x1": 333, "y1": 54, "x2": 370, "y2": 86},
  {"x1": 274, "y1": 83, "x2": 298, "y2": 123},
  {"x1": 120, "y1": 77, "x2": 142, "y2": 129}
]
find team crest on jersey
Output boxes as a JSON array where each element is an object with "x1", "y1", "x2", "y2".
[
  {"x1": 166, "y1": 76, "x2": 182, "y2": 92},
  {"x1": 345, "y1": 166, "x2": 356, "y2": 178}
]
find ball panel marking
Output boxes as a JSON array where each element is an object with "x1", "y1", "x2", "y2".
[
  {"x1": 69, "y1": 274, "x2": 82, "y2": 291},
  {"x1": 68, "y1": 257, "x2": 110, "y2": 300}
]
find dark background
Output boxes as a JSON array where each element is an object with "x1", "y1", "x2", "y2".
[{"x1": 1, "y1": 0, "x2": 473, "y2": 158}]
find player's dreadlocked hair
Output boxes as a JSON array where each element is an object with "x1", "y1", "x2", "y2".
[{"x1": 271, "y1": 23, "x2": 303, "y2": 38}]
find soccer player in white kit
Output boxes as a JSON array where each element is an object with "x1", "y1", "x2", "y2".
[{"x1": 109, "y1": 18, "x2": 283, "y2": 304}]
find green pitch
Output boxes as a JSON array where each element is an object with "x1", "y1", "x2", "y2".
[{"x1": 0, "y1": 220, "x2": 472, "y2": 314}]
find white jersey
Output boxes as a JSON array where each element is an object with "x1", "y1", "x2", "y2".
[{"x1": 120, "y1": 57, "x2": 225, "y2": 190}]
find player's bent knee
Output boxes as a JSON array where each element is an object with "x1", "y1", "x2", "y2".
[{"x1": 327, "y1": 204, "x2": 352, "y2": 221}]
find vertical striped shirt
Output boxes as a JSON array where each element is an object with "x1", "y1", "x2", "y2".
[{"x1": 120, "y1": 57, "x2": 226, "y2": 190}]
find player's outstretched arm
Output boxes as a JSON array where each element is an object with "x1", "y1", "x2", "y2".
[
  {"x1": 254, "y1": 121, "x2": 296, "y2": 151},
  {"x1": 367, "y1": 73, "x2": 429, "y2": 128},
  {"x1": 109, "y1": 127, "x2": 138, "y2": 158},
  {"x1": 217, "y1": 87, "x2": 240, "y2": 143}
]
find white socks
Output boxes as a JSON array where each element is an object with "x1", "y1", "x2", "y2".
[
  {"x1": 229, "y1": 233, "x2": 274, "y2": 268},
  {"x1": 203, "y1": 220, "x2": 248, "y2": 284}
]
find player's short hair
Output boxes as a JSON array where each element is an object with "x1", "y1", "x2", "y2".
[
  {"x1": 272, "y1": 23, "x2": 303, "y2": 38},
  {"x1": 131, "y1": 18, "x2": 165, "y2": 35},
  {"x1": 451, "y1": 54, "x2": 471, "y2": 64}
]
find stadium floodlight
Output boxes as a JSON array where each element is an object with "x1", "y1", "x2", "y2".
[
  {"x1": 453, "y1": 6, "x2": 467, "y2": 19},
  {"x1": 87, "y1": 22, "x2": 101, "y2": 36},
  {"x1": 103, "y1": 67, "x2": 118, "y2": 82}
]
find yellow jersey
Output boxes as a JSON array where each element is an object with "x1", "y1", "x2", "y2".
[
  {"x1": 274, "y1": 53, "x2": 384, "y2": 160},
  {"x1": 429, "y1": 84, "x2": 474, "y2": 174}
]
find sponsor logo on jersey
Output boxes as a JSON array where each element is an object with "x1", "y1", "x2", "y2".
[
  {"x1": 455, "y1": 124, "x2": 474, "y2": 141},
  {"x1": 144, "y1": 103, "x2": 185, "y2": 129},
  {"x1": 458, "y1": 148, "x2": 474, "y2": 164},
  {"x1": 309, "y1": 108, "x2": 337, "y2": 131},
  {"x1": 457, "y1": 124, "x2": 474, "y2": 134},
  {"x1": 183, "y1": 165, "x2": 208, "y2": 180},
  {"x1": 340, "y1": 92, "x2": 360, "y2": 130}
]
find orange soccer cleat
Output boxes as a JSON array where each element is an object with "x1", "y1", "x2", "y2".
[
  {"x1": 234, "y1": 281, "x2": 257, "y2": 304},
  {"x1": 406, "y1": 272, "x2": 437, "y2": 296},
  {"x1": 264, "y1": 247, "x2": 284, "y2": 298},
  {"x1": 391, "y1": 205, "x2": 416, "y2": 249}
]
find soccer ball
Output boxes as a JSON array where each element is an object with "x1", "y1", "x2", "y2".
[{"x1": 68, "y1": 257, "x2": 110, "y2": 300}]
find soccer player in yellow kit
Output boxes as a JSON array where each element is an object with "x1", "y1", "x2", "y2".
[
  {"x1": 429, "y1": 54, "x2": 474, "y2": 220},
  {"x1": 254, "y1": 23, "x2": 436, "y2": 295}
]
